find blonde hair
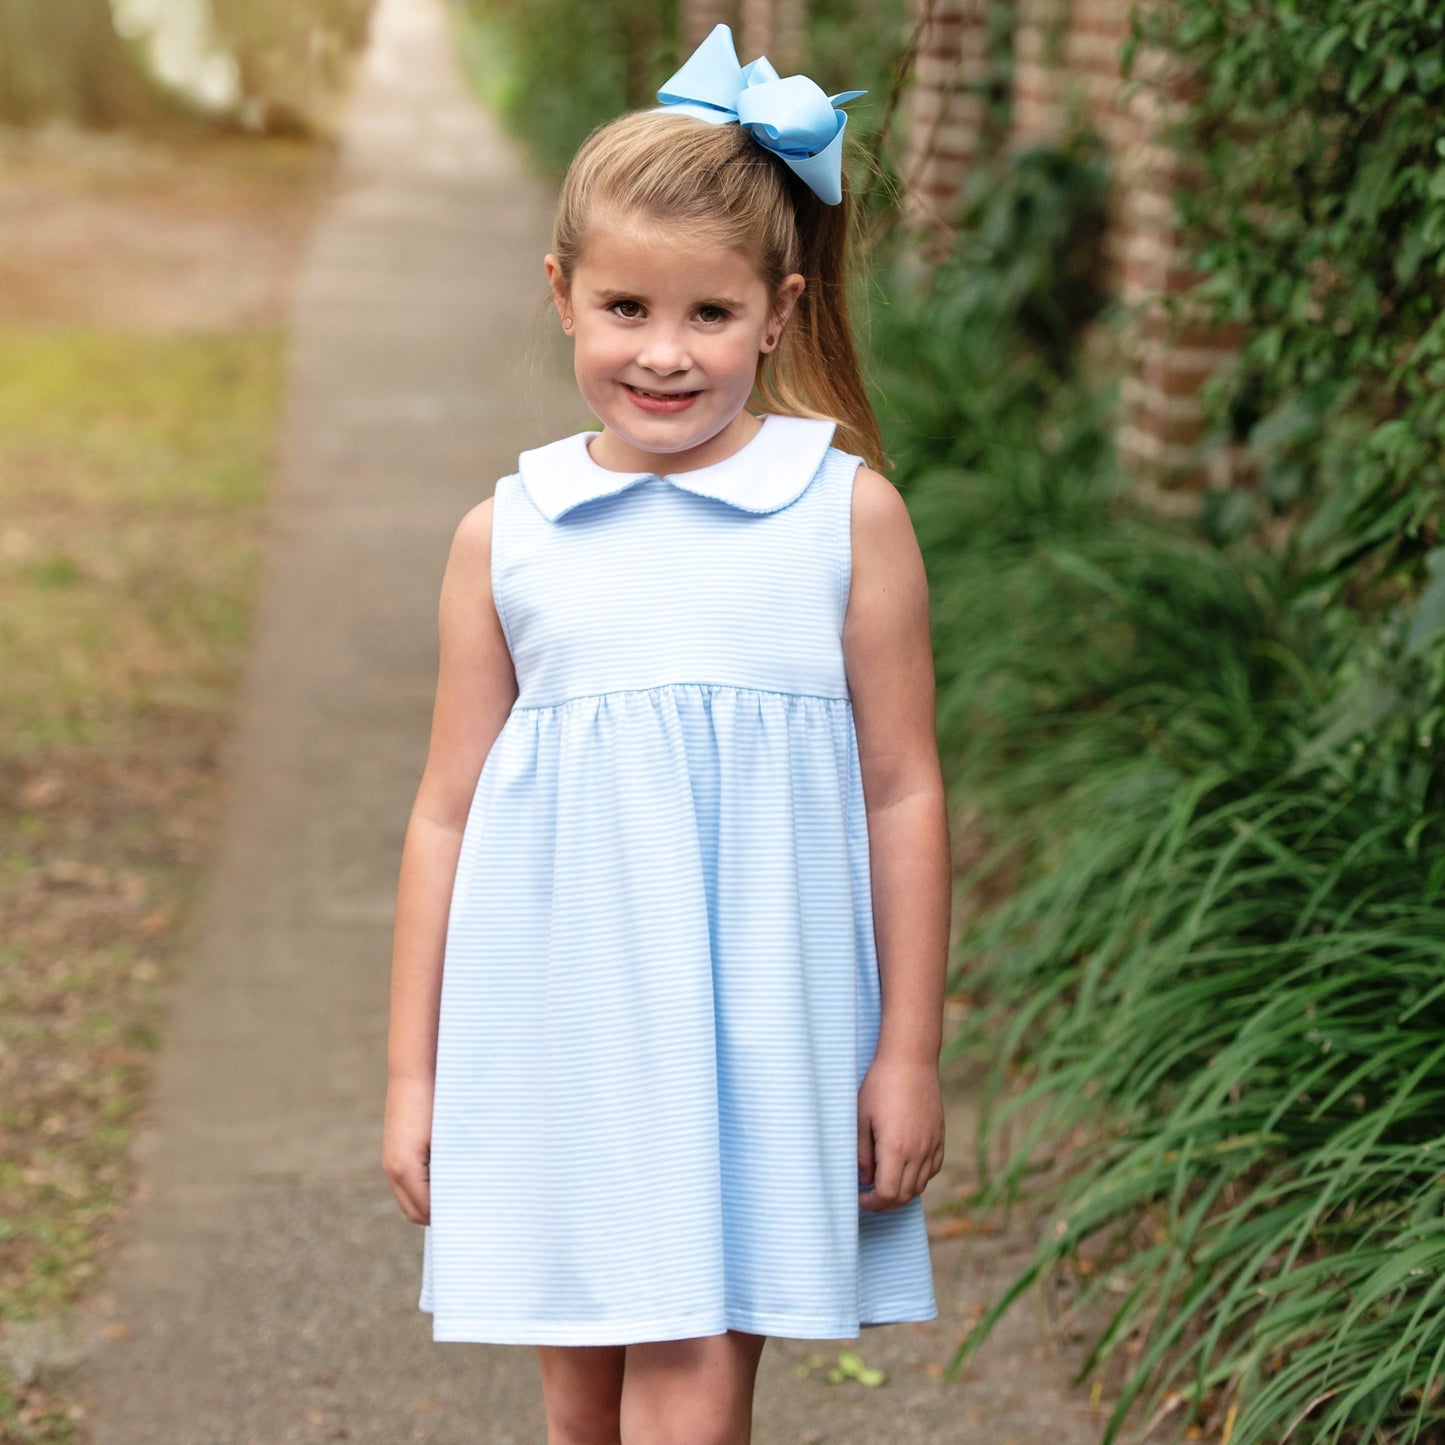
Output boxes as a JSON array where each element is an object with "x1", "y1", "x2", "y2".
[{"x1": 550, "y1": 109, "x2": 885, "y2": 471}]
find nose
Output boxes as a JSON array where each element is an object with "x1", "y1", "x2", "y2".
[{"x1": 636, "y1": 321, "x2": 691, "y2": 376}]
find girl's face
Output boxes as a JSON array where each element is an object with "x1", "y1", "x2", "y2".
[{"x1": 546, "y1": 217, "x2": 804, "y2": 475}]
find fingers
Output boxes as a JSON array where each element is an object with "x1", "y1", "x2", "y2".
[
  {"x1": 390, "y1": 1167, "x2": 427, "y2": 1225},
  {"x1": 383, "y1": 1149, "x2": 432, "y2": 1225},
  {"x1": 858, "y1": 1136, "x2": 944, "y2": 1213},
  {"x1": 856, "y1": 1058, "x2": 946, "y2": 1211},
  {"x1": 898, "y1": 1155, "x2": 924, "y2": 1206},
  {"x1": 860, "y1": 1142, "x2": 906, "y2": 1212},
  {"x1": 382, "y1": 1082, "x2": 435, "y2": 1225},
  {"x1": 387, "y1": 1166, "x2": 431, "y2": 1224},
  {"x1": 857, "y1": 1111, "x2": 876, "y2": 1194}
]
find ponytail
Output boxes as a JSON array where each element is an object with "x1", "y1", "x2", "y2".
[{"x1": 754, "y1": 178, "x2": 886, "y2": 471}]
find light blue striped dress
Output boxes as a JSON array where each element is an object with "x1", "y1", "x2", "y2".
[{"x1": 420, "y1": 414, "x2": 937, "y2": 1345}]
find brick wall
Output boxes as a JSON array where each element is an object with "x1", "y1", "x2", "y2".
[
  {"x1": 679, "y1": 0, "x2": 803, "y2": 68},
  {"x1": 740, "y1": 0, "x2": 806, "y2": 71},
  {"x1": 681, "y1": 0, "x2": 737, "y2": 50},
  {"x1": 905, "y1": 0, "x2": 1242, "y2": 488},
  {"x1": 900, "y1": 0, "x2": 990, "y2": 246}
]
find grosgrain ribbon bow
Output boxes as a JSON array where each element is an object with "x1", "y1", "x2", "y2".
[{"x1": 656, "y1": 24, "x2": 864, "y2": 206}]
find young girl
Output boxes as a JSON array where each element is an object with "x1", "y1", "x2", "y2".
[{"x1": 383, "y1": 24, "x2": 951, "y2": 1445}]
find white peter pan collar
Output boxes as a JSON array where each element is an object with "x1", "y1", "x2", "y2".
[{"x1": 517, "y1": 414, "x2": 838, "y2": 522}]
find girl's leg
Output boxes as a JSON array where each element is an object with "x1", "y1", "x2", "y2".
[
  {"x1": 618, "y1": 1331, "x2": 767, "y2": 1445},
  {"x1": 536, "y1": 1345, "x2": 627, "y2": 1445}
]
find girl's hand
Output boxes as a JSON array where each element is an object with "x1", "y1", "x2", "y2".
[
  {"x1": 383, "y1": 1075, "x2": 435, "y2": 1225},
  {"x1": 857, "y1": 1054, "x2": 945, "y2": 1213}
]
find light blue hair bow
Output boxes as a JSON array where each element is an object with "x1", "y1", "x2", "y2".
[{"x1": 656, "y1": 24, "x2": 864, "y2": 207}]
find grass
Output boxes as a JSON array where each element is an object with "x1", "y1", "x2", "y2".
[
  {"x1": 953, "y1": 759, "x2": 1445, "y2": 1442},
  {"x1": 0, "y1": 327, "x2": 284, "y2": 1443},
  {"x1": 0, "y1": 330, "x2": 273, "y2": 752},
  {"x1": 902, "y1": 389, "x2": 1445, "y2": 1438},
  {"x1": 912, "y1": 398, "x2": 1445, "y2": 1441}
]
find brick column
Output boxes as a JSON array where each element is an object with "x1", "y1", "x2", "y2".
[
  {"x1": 901, "y1": 0, "x2": 990, "y2": 241},
  {"x1": 740, "y1": 0, "x2": 806, "y2": 70},
  {"x1": 1008, "y1": 0, "x2": 1243, "y2": 491},
  {"x1": 1012, "y1": 0, "x2": 1070, "y2": 141},
  {"x1": 681, "y1": 0, "x2": 738, "y2": 50},
  {"x1": 1113, "y1": 43, "x2": 1244, "y2": 489}
]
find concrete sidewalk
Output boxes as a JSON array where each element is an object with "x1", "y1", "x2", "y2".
[{"x1": 79, "y1": 2, "x2": 1102, "y2": 1440}]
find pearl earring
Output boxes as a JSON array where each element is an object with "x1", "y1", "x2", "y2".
[{"x1": 562, "y1": 317, "x2": 574, "y2": 331}]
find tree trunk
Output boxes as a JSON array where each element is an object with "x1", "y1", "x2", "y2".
[
  {"x1": 0, "y1": 0, "x2": 164, "y2": 125},
  {"x1": 681, "y1": 0, "x2": 736, "y2": 50},
  {"x1": 741, "y1": 0, "x2": 805, "y2": 70}
]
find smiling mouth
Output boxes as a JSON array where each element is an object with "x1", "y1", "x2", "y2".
[{"x1": 625, "y1": 385, "x2": 699, "y2": 400}]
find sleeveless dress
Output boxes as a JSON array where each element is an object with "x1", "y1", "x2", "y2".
[{"x1": 420, "y1": 414, "x2": 937, "y2": 1345}]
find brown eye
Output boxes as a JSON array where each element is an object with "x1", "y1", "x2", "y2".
[
  {"x1": 697, "y1": 305, "x2": 728, "y2": 323},
  {"x1": 612, "y1": 300, "x2": 643, "y2": 319}
]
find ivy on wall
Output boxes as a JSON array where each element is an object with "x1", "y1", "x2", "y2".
[
  {"x1": 891, "y1": 5, "x2": 1445, "y2": 1441},
  {"x1": 1131, "y1": 0, "x2": 1445, "y2": 814}
]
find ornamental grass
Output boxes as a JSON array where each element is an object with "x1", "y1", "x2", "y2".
[{"x1": 874, "y1": 101, "x2": 1445, "y2": 1439}]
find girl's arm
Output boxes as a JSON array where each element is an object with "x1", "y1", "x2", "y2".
[
  {"x1": 842, "y1": 466, "x2": 951, "y2": 1213},
  {"x1": 383, "y1": 497, "x2": 517, "y2": 1225}
]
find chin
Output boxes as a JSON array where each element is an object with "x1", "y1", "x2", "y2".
[{"x1": 613, "y1": 416, "x2": 725, "y2": 453}]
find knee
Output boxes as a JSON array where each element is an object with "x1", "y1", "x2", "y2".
[
  {"x1": 622, "y1": 1409, "x2": 743, "y2": 1445},
  {"x1": 618, "y1": 1332, "x2": 762, "y2": 1445},
  {"x1": 546, "y1": 1396, "x2": 622, "y2": 1445},
  {"x1": 621, "y1": 1378, "x2": 756, "y2": 1445}
]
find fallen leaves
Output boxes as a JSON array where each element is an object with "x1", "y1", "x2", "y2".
[{"x1": 794, "y1": 1348, "x2": 888, "y2": 1388}]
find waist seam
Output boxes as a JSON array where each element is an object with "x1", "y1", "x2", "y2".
[{"x1": 512, "y1": 681, "x2": 852, "y2": 713}]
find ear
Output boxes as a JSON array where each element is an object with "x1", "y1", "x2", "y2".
[
  {"x1": 544, "y1": 254, "x2": 571, "y2": 329},
  {"x1": 762, "y1": 273, "x2": 806, "y2": 353}
]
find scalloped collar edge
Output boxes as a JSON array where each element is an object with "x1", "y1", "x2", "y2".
[{"x1": 517, "y1": 414, "x2": 839, "y2": 521}]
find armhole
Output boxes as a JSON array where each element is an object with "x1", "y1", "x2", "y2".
[
  {"x1": 489, "y1": 474, "x2": 519, "y2": 662},
  {"x1": 834, "y1": 450, "x2": 863, "y2": 634}
]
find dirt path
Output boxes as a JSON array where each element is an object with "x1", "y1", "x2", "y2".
[
  {"x1": 69, "y1": 1, "x2": 1104, "y2": 1439},
  {"x1": 0, "y1": 123, "x2": 327, "y2": 332}
]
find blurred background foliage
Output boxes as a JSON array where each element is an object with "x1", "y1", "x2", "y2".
[
  {"x1": 450, "y1": 0, "x2": 678, "y2": 177},
  {"x1": 0, "y1": 0, "x2": 166, "y2": 127},
  {"x1": 447, "y1": 0, "x2": 911, "y2": 183},
  {"x1": 0, "y1": 0, "x2": 372, "y2": 133},
  {"x1": 207, "y1": 0, "x2": 373, "y2": 132},
  {"x1": 874, "y1": 2, "x2": 1445, "y2": 1442}
]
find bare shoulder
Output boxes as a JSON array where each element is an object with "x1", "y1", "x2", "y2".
[
  {"x1": 441, "y1": 496, "x2": 497, "y2": 591},
  {"x1": 433, "y1": 498, "x2": 503, "y2": 646},
  {"x1": 850, "y1": 465, "x2": 913, "y2": 535},
  {"x1": 848, "y1": 465, "x2": 926, "y2": 590},
  {"x1": 450, "y1": 494, "x2": 495, "y2": 559}
]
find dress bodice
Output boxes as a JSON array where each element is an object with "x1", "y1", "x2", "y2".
[{"x1": 493, "y1": 415, "x2": 860, "y2": 708}]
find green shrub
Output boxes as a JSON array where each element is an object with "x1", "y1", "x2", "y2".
[
  {"x1": 451, "y1": 0, "x2": 676, "y2": 177},
  {"x1": 1132, "y1": 0, "x2": 1445, "y2": 823},
  {"x1": 449, "y1": 0, "x2": 917, "y2": 194},
  {"x1": 879, "y1": 97, "x2": 1445, "y2": 1437}
]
